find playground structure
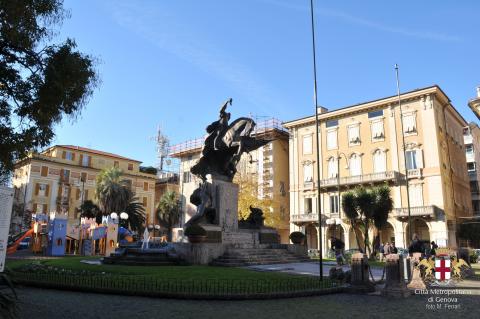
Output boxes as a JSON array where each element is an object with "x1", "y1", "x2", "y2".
[{"x1": 7, "y1": 213, "x2": 135, "y2": 257}]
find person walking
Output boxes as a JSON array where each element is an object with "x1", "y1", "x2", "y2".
[
  {"x1": 430, "y1": 241, "x2": 438, "y2": 257},
  {"x1": 408, "y1": 234, "x2": 424, "y2": 257},
  {"x1": 331, "y1": 236, "x2": 345, "y2": 266},
  {"x1": 379, "y1": 242, "x2": 385, "y2": 261}
]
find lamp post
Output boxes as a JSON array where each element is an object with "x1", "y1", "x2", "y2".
[
  {"x1": 310, "y1": 0, "x2": 323, "y2": 282},
  {"x1": 395, "y1": 64, "x2": 412, "y2": 247}
]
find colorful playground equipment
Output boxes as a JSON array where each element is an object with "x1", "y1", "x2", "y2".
[
  {"x1": 46, "y1": 212, "x2": 68, "y2": 256},
  {"x1": 8, "y1": 212, "x2": 137, "y2": 257}
]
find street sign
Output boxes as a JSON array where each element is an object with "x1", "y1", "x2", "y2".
[{"x1": 0, "y1": 186, "x2": 14, "y2": 272}]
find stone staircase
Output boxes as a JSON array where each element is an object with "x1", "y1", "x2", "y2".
[{"x1": 211, "y1": 246, "x2": 310, "y2": 267}]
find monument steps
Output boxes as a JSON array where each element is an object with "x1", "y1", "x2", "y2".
[{"x1": 211, "y1": 247, "x2": 310, "y2": 267}]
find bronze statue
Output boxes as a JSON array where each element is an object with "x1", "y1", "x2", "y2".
[
  {"x1": 191, "y1": 98, "x2": 270, "y2": 181},
  {"x1": 185, "y1": 99, "x2": 271, "y2": 228}
]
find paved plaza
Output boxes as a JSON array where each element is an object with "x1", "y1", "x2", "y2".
[{"x1": 15, "y1": 286, "x2": 480, "y2": 319}]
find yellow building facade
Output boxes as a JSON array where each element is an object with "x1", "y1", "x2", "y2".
[
  {"x1": 11, "y1": 145, "x2": 156, "y2": 234},
  {"x1": 284, "y1": 85, "x2": 472, "y2": 255}
]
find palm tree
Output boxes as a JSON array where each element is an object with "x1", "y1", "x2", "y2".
[
  {"x1": 342, "y1": 185, "x2": 393, "y2": 256},
  {"x1": 95, "y1": 167, "x2": 131, "y2": 215},
  {"x1": 342, "y1": 191, "x2": 364, "y2": 253},
  {"x1": 157, "y1": 191, "x2": 181, "y2": 242},
  {"x1": 79, "y1": 200, "x2": 102, "y2": 224},
  {"x1": 122, "y1": 196, "x2": 146, "y2": 232}
]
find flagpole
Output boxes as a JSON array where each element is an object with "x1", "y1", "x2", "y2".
[{"x1": 310, "y1": 0, "x2": 323, "y2": 280}]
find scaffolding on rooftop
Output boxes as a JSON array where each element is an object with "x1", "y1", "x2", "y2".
[{"x1": 168, "y1": 117, "x2": 286, "y2": 156}]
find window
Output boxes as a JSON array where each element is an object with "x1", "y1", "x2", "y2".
[
  {"x1": 41, "y1": 166, "x2": 48, "y2": 177},
  {"x1": 128, "y1": 163, "x2": 133, "y2": 171},
  {"x1": 470, "y1": 181, "x2": 479, "y2": 193},
  {"x1": 63, "y1": 151, "x2": 74, "y2": 161},
  {"x1": 81, "y1": 155, "x2": 91, "y2": 167},
  {"x1": 61, "y1": 169, "x2": 70, "y2": 183},
  {"x1": 466, "y1": 145, "x2": 474, "y2": 155},
  {"x1": 368, "y1": 110, "x2": 383, "y2": 118},
  {"x1": 35, "y1": 183, "x2": 49, "y2": 197},
  {"x1": 302, "y1": 135, "x2": 313, "y2": 155},
  {"x1": 304, "y1": 197, "x2": 313, "y2": 214},
  {"x1": 114, "y1": 161, "x2": 119, "y2": 168},
  {"x1": 408, "y1": 184, "x2": 424, "y2": 207},
  {"x1": 329, "y1": 195, "x2": 339, "y2": 214},
  {"x1": 327, "y1": 157, "x2": 338, "y2": 178},
  {"x1": 327, "y1": 130, "x2": 337, "y2": 150},
  {"x1": 405, "y1": 150, "x2": 417, "y2": 170},
  {"x1": 468, "y1": 162, "x2": 476, "y2": 172},
  {"x1": 80, "y1": 172, "x2": 87, "y2": 182},
  {"x1": 403, "y1": 113, "x2": 416, "y2": 134},
  {"x1": 348, "y1": 125, "x2": 360, "y2": 145},
  {"x1": 143, "y1": 182, "x2": 149, "y2": 191},
  {"x1": 183, "y1": 171, "x2": 192, "y2": 183},
  {"x1": 371, "y1": 120, "x2": 384, "y2": 140},
  {"x1": 326, "y1": 119, "x2": 338, "y2": 128},
  {"x1": 349, "y1": 154, "x2": 362, "y2": 176},
  {"x1": 373, "y1": 150, "x2": 386, "y2": 173},
  {"x1": 303, "y1": 163, "x2": 313, "y2": 183}
]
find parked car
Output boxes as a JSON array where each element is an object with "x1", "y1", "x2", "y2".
[{"x1": 18, "y1": 237, "x2": 31, "y2": 250}]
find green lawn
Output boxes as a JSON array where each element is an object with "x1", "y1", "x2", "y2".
[
  {"x1": 5, "y1": 257, "x2": 340, "y2": 298},
  {"x1": 6, "y1": 256, "x2": 306, "y2": 280}
]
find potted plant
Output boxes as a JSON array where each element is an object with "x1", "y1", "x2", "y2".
[
  {"x1": 289, "y1": 231, "x2": 305, "y2": 245},
  {"x1": 184, "y1": 224, "x2": 207, "y2": 243}
]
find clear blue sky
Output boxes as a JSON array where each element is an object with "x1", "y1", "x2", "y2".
[{"x1": 52, "y1": 0, "x2": 480, "y2": 169}]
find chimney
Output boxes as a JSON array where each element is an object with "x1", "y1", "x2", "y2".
[
  {"x1": 317, "y1": 106, "x2": 329, "y2": 114},
  {"x1": 476, "y1": 86, "x2": 480, "y2": 98}
]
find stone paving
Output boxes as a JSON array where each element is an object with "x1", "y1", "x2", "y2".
[{"x1": 246, "y1": 261, "x2": 386, "y2": 280}]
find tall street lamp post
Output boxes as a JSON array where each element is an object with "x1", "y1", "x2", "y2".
[{"x1": 309, "y1": 0, "x2": 323, "y2": 281}]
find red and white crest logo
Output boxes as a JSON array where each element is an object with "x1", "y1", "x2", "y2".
[{"x1": 435, "y1": 259, "x2": 451, "y2": 281}]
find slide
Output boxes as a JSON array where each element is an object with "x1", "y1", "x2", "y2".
[{"x1": 7, "y1": 228, "x2": 34, "y2": 255}]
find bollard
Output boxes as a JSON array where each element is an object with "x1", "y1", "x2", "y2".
[
  {"x1": 347, "y1": 253, "x2": 375, "y2": 293},
  {"x1": 382, "y1": 254, "x2": 411, "y2": 297}
]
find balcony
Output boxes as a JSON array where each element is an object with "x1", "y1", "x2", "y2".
[
  {"x1": 407, "y1": 168, "x2": 422, "y2": 179},
  {"x1": 320, "y1": 171, "x2": 399, "y2": 188},
  {"x1": 392, "y1": 205, "x2": 438, "y2": 218},
  {"x1": 291, "y1": 213, "x2": 319, "y2": 223}
]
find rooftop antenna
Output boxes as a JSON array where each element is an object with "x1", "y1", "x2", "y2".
[{"x1": 152, "y1": 125, "x2": 170, "y2": 173}]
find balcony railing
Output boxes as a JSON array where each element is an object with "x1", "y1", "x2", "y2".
[
  {"x1": 392, "y1": 205, "x2": 437, "y2": 218},
  {"x1": 407, "y1": 168, "x2": 422, "y2": 179},
  {"x1": 320, "y1": 171, "x2": 399, "y2": 188},
  {"x1": 291, "y1": 213, "x2": 319, "y2": 223}
]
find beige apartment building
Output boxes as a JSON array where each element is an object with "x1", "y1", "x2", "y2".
[
  {"x1": 11, "y1": 145, "x2": 157, "y2": 233},
  {"x1": 284, "y1": 85, "x2": 473, "y2": 255},
  {"x1": 169, "y1": 118, "x2": 291, "y2": 243}
]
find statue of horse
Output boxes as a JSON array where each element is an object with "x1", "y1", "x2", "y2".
[{"x1": 191, "y1": 101, "x2": 270, "y2": 181}]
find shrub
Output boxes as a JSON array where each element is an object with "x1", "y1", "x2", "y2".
[
  {"x1": 289, "y1": 231, "x2": 305, "y2": 244},
  {"x1": 184, "y1": 224, "x2": 207, "y2": 237}
]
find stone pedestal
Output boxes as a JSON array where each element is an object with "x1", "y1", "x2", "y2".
[
  {"x1": 348, "y1": 253, "x2": 374, "y2": 293},
  {"x1": 382, "y1": 254, "x2": 411, "y2": 297},
  {"x1": 208, "y1": 177, "x2": 239, "y2": 233},
  {"x1": 407, "y1": 266, "x2": 426, "y2": 290}
]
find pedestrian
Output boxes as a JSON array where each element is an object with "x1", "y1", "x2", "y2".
[
  {"x1": 330, "y1": 236, "x2": 345, "y2": 266},
  {"x1": 408, "y1": 234, "x2": 424, "y2": 257},
  {"x1": 383, "y1": 242, "x2": 391, "y2": 257},
  {"x1": 379, "y1": 242, "x2": 385, "y2": 261},
  {"x1": 430, "y1": 241, "x2": 438, "y2": 257},
  {"x1": 391, "y1": 241, "x2": 398, "y2": 254}
]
